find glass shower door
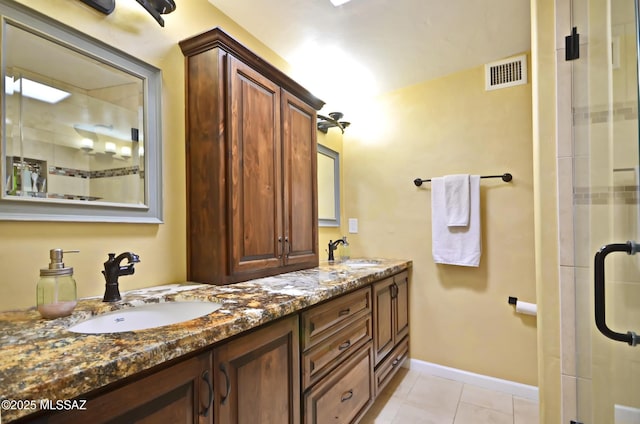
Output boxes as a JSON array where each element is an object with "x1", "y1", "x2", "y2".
[{"x1": 572, "y1": 0, "x2": 640, "y2": 422}]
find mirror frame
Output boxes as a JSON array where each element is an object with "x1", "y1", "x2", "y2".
[
  {"x1": 318, "y1": 144, "x2": 340, "y2": 227},
  {"x1": 0, "y1": 1, "x2": 163, "y2": 223}
]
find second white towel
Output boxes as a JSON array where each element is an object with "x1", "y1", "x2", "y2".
[
  {"x1": 444, "y1": 174, "x2": 470, "y2": 226},
  {"x1": 431, "y1": 175, "x2": 481, "y2": 267}
]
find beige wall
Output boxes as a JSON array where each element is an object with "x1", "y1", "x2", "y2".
[
  {"x1": 0, "y1": 0, "x2": 290, "y2": 311},
  {"x1": 341, "y1": 62, "x2": 538, "y2": 385},
  {"x1": 317, "y1": 129, "x2": 346, "y2": 258}
]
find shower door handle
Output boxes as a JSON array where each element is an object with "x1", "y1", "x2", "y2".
[{"x1": 594, "y1": 241, "x2": 640, "y2": 346}]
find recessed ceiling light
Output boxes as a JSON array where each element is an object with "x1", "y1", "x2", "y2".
[
  {"x1": 330, "y1": 0, "x2": 352, "y2": 6},
  {"x1": 5, "y1": 76, "x2": 70, "y2": 104}
]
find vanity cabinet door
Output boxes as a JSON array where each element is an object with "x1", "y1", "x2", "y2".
[
  {"x1": 394, "y1": 271, "x2": 409, "y2": 342},
  {"x1": 39, "y1": 352, "x2": 213, "y2": 424},
  {"x1": 372, "y1": 276, "x2": 395, "y2": 365},
  {"x1": 372, "y1": 271, "x2": 410, "y2": 395},
  {"x1": 373, "y1": 271, "x2": 410, "y2": 366},
  {"x1": 214, "y1": 315, "x2": 300, "y2": 424}
]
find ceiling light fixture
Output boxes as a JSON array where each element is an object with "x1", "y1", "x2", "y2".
[{"x1": 330, "y1": 0, "x2": 352, "y2": 6}]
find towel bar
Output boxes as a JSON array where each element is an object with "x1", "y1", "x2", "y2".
[{"x1": 413, "y1": 173, "x2": 512, "y2": 187}]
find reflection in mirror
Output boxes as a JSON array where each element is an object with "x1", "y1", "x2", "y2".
[
  {"x1": 5, "y1": 23, "x2": 144, "y2": 204},
  {"x1": 0, "y1": 1, "x2": 162, "y2": 222},
  {"x1": 318, "y1": 144, "x2": 340, "y2": 227}
]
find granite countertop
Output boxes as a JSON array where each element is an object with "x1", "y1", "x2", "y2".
[{"x1": 0, "y1": 258, "x2": 411, "y2": 422}]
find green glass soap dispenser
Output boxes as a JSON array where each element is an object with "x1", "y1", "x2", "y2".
[{"x1": 37, "y1": 249, "x2": 79, "y2": 319}]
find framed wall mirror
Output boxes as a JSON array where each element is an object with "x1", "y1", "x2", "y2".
[
  {"x1": 0, "y1": 1, "x2": 163, "y2": 222},
  {"x1": 318, "y1": 144, "x2": 340, "y2": 227}
]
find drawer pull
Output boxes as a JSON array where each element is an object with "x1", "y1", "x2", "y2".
[
  {"x1": 338, "y1": 340, "x2": 351, "y2": 351},
  {"x1": 392, "y1": 354, "x2": 405, "y2": 367},
  {"x1": 220, "y1": 363, "x2": 231, "y2": 405},
  {"x1": 341, "y1": 389, "x2": 354, "y2": 402},
  {"x1": 201, "y1": 370, "x2": 213, "y2": 417},
  {"x1": 338, "y1": 308, "x2": 351, "y2": 317}
]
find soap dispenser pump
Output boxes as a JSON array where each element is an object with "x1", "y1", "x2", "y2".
[{"x1": 37, "y1": 249, "x2": 79, "y2": 319}]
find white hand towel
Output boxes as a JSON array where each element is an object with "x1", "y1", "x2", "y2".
[
  {"x1": 444, "y1": 174, "x2": 470, "y2": 226},
  {"x1": 431, "y1": 175, "x2": 481, "y2": 267}
]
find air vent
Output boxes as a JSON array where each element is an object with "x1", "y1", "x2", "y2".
[{"x1": 485, "y1": 55, "x2": 527, "y2": 90}]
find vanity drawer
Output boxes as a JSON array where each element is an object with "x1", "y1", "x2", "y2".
[
  {"x1": 304, "y1": 343, "x2": 373, "y2": 424},
  {"x1": 301, "y1": 287, "x2": 371, "y2": 350},
  {"x1": 302, "y1": 314, "x2": 372, "y2": 390},
  {"x1": 374, "y1": 335, "x2": 409, "y2": 396}
]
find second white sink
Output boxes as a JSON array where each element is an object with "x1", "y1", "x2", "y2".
[
  {"x1": 68, "y1": 301, "x2": 222, "y2": 334},
  {"x1": 342, "y1": 260, "x2": 382, "y2": 268}
]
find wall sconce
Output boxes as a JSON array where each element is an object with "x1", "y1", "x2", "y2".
[
  {"x1": 120, "y1": 146, "x2": 132, "y2": 158},
  {"x1": 79, "y1": 0, "x2": 176, "y2": 27},
  {"x1": 317, "y1": 112, "x2": 351, "y2": 134},
  {"x1": 80, "y1": 138, "x2": 94, "y2": 152},
  {"x1": 105, "y1": 142, "x2": 117, "y2": 155}
]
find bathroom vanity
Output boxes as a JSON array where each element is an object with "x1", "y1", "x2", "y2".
[{"x1": 0, "y1": 259, "x2": 410, "y2": 423}]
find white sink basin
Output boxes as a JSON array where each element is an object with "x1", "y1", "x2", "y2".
[
  {"x1": 68, "y1": 301, "x2": 222, "y2": 334},
  {"x1": 342, "y1": 260, "x2": 381, "y2": 268}
]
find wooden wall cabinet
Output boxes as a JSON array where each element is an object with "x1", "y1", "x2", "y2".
[
  {"x1": 179, "y1": 28, "x2": 324, "y2": 285},
  {"x1": 213, "y1": 315, "x2": 300, "y2": 424}
]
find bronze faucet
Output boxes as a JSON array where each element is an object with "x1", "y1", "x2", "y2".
[
  {"x1": 102, "y1": 252, "x2": 140, "y2": 302},
  {"x1": 327, "y1": 238, "x2": 346, "y2": 261}
]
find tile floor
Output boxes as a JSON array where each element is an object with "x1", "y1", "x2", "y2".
[{"x1": 360, "y1": 367, "x2": 539, "y2": 424}]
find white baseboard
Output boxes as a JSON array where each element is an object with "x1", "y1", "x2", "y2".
[
  {"x1": 404, "y1": 358, "x2": 539, "y2": 402},
  {"x1": 615, "y1": 404, "x2": 640, "y2": 424}
]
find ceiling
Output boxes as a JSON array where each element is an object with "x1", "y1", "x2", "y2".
[{"x1": 207, "y1": 0, "x2": 531, "y2": 110}]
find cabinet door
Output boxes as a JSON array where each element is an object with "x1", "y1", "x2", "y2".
[
  {"x1": 228, "y1": 56, "x2": 283, "y2": 275},
  {"x1": 281, "y1": 90, "x2": 318, "y2": 267},
  {"x1": 394, "y1": 271, "x2": 409, "y2": 342},
  {"x1": 214, "y1": 315, "x2": 300, "y2": 424},
  {"x1": 40, "y1": 352, "x2": 213, "y2": 424},
  {"x1": 372, "y1": 277, "x2": 394, "y2": 365}
]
